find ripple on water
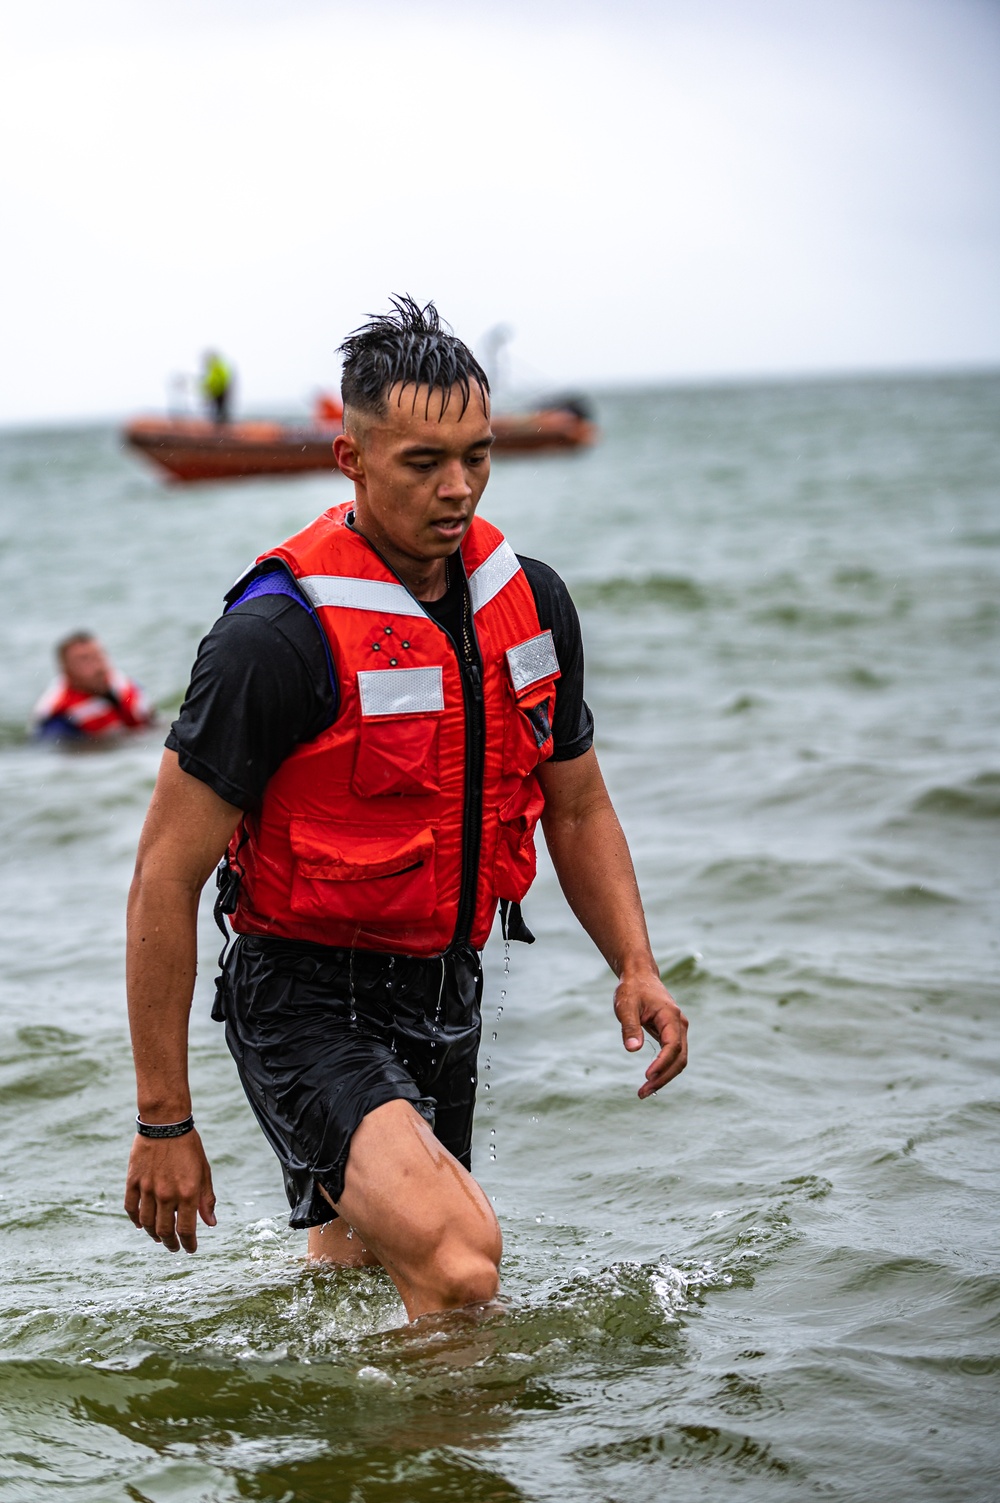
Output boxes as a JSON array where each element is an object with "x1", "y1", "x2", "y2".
[
  {"x1": 574, "y1": 573, "x2": 710, "y2": 611},
  {"x1": 0, "y1": 1025, "x2": 101, "y2": 1106},
  {"x1": 0, "y1": 1354, "x2": 531, "y2": 1502},
  {"x1": 909, "y1": 771, "x2": 1000, "y2": 821},
  {"x1": 573, "y1": 1421, "x2": 798, "y2": 1482},
  {"x1": 688, "y1": 852, "x2": 960, "y2": 925}
]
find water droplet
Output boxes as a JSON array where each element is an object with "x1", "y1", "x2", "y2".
[{"x1": 492, "y1": 1031, "x2": 498, "y2": 1042}]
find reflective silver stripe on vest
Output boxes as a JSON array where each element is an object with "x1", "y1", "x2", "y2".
[
  {"x1": 468, "y1": 541, "x2": 520, "y2": 615},
  {"x1": 506, "y1": 630, "x2": 560, "y2": 693},
  {"x1": 358, "y1": 666, "x2": 445, "y2": 717},
  {"x1": 66, "y1": 695, "x2": 118, "y2": 725},
  {"x1": 299, "y1": 575, "x2": 428, "y2": 618}
]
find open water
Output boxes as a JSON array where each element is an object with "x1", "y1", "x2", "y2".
[{"x1": 0, "y1": 373, "x2": 998, "y2": 1502}]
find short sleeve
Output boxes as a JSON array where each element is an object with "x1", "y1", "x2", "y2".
[
  {"x1": 166, "y1": 593, "x2": 335, "y2": 809},
  {"x1": 517, "y1": 556, "x2": 594, "y2": 761}
]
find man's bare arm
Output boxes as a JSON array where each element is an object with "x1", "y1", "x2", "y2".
[
  {"x1": 124, "y1": 749, "x2": 243, "y2": 1251},
  {"x1": 537, "y1": 749, "x2": 688, "y2": 1097}
]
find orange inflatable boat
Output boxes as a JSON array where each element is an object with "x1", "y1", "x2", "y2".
[{"x1": 124, "y1": 400, "x2": 596, "y2": 484}]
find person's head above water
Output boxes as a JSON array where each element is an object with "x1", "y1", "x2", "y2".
[
  {"x1": 57, "y1": 631, "x2": 112, "y2": 695},
  {"x1": 333, "y1": 297, "x2": 495, "y2": 599},
  {"x1": 338, "y1": 294, "x2": 490, "y2": 428}
]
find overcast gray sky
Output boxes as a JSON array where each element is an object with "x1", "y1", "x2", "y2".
[{"x1": 1, "y1": 0, "x2": 997, "y2": 424}]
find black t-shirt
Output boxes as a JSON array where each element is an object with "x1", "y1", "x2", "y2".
[{"x1": 167, "y1": 554, "x2": 594, "y2": 811}]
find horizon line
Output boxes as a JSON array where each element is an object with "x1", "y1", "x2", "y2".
[{"x1": 3, "y1": 357, "x2": 999, "y2": 434}]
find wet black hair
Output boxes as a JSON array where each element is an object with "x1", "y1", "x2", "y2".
[{"x1": 339, "y1": 295, "x2": 490, "y2": 421}]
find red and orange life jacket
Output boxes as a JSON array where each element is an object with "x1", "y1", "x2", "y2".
[
  {"x1": 228, "y1": 503, "x2": 561, "y2": 956},
  {"x1": 32, "y1": 673, "x2": 152, "y2": 739}
]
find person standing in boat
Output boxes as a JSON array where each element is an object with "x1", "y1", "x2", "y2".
[
  {"x1": 32, "y1": 632, "x2": 156, "y2": 741},
  {"x1": 201, "y1": 350, "x2": 233, "y2": 423},
  {"x1": 123, "y1": 296, "x2": 688, "y2": 1321}
]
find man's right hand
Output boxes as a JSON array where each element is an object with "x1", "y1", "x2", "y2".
[
  {"x1": 124, "y1": 1131, "x2": 217, "y2": 1253},
  {"x1": 124, "y1": 752, "x2": 242, "y2": 1255}
]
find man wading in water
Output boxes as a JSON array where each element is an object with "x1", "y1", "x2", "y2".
[{"x1": 124, "y1": 297, "x2": 688, "y2": 1321}]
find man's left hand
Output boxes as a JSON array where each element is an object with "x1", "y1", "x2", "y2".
[{"x1": 614, "y1": 971, "x2": 689, "y2": 1098}]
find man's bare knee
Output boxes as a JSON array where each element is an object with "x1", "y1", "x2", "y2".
[
  {"x1": 406, "y1": 1207, "x2": 501, "y2": 1309},
  {"x1": 434, "y1": 1247, "x2": 501, "y2": 1308}
]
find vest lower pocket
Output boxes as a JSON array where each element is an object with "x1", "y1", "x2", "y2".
[
  {"x1": 288, "y1": 821, "x2": 437, "y2": 923},
  {"x1": 352, "y1": 713, "x2": 441, "y2": 797},
  {"x1": 493, "y1": 780, "x2": 545, "y2": 902}
]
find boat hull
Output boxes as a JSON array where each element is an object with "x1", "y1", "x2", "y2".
[{"x1": 124, "y1": 409, "x2": 596, "y2": 484}]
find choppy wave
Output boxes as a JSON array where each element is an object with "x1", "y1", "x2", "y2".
[
  {"x1": 910, "y1": 771, "x2": 1000, "y2": 821},
  {"x1": 574, "y1": 573, "x2": 710, "y2": 610}
]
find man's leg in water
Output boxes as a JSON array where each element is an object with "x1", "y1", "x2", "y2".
[
  {"x1": 309, "y1": 1217, "x2": 381, "y2": 1267},
  {"x1": 306, "y1": 1099, "x2": 502, "y2": 1321}
]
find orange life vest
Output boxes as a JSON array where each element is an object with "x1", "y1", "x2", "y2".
[
  {"x1": 32, "y1": 673, "x2": 152, "y2": 738},
  {"x1": 228, "y1": 503, "x2": 561, "y2": 955}
]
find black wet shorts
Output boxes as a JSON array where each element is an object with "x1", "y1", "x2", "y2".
[{"x1": 214, "y1": 935, "x2": 483, "y2": 1228}]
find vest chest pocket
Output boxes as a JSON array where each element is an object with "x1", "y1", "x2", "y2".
[
  {"x1": 289, "y1": 821, "x2": 437, "y2": 923},
  {"x1": 502, "y1": 631, "x2": 561, "y2": 778},
  {"x1": 351, "y1": 667, "x2": 444, "y2": 797}
]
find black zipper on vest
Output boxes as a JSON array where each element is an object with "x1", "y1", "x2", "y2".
[
  {"x1": 440, "y1": 555, "x2": 483, "y2": 948},
  {"x1": 453, "y1": 603, "x2": 485, "y2": 947}
]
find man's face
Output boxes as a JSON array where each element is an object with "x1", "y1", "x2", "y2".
[
  {"x1": 337, "y1": 383, "x2": 493, "y2": 576},
  {"x1": 62, "y1": 639, "x2": 112, "y2": 695}
]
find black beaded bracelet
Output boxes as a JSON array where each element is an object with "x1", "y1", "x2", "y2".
[{"x1": 135, "y1": 1114, "x2": 195, "y2": 1139}]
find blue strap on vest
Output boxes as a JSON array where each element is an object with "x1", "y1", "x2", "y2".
[
  {"x1": 225, "y1": 561, "x2": 338, "y2": 707},
  {"x1": 227, "y1": 569, "x2": 310, "y2": 611}
]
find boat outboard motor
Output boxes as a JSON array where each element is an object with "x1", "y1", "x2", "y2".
[{"x1": 539, "y1": 393, "x2": 594, "y2": 422}]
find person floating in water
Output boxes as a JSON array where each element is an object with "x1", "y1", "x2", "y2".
[
  {"x1": 32, "y1": 632, "x2": 156, "y2": 741},
  {"x1": 124, "y1": 296, "x2": 688, "y2": 1321},
  {"x1": 201, "y1": 351, "x2": 233, "y2": 424}
]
